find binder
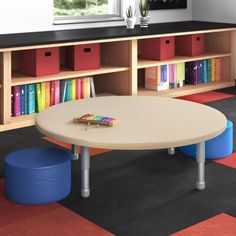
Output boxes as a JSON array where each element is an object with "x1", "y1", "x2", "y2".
[
  {"x1": 215, "y1": 58, "x2": 221, "y2": 81},
  {"x1": 41, "y1": 82, "x2": 46, "y2": 110},
  {"x1": 13, "y1": 86, "x2": 21, "y2": 116},
  {"x1": 20, "y1": 85, "x2": 25, "y2": 115},
  {"x1": 197, "y1": 60, "x2": 204, "y2": 84},
  {"x1": 54, "y1": 80, "x2": 60, "y2": 104},
  {"x1": 36, "y1": 83, "x2": 43, "y2": 112},
  {"x1": 203, "y1": 60, "x2": 208, "y2": 83},
  {"x1": 50, "y1": 81, "x2": 55, "y2": 106},
  {"x1": 207, "y1": 59, "x2": 212, "y2": 82},
  {"x1": 45, "y1": 82, "x2": 50, "y2": 108},
  {"x1": 71, "y1": 79, "x2": 76, "y2": 100},
  {"x1": 65, "y1": 80, "x2": 72, "y2": 102},
  {"x1": 211, "y1": 58, "x2": 216, "y2": 81},
  {"x1": 86, "y1": 77, "x2": 91, "y2": 98},
  {"x1": 60, "y1": 80, "x2": 67, "y2": 103},
  {"x1": 76, "y1": 78, "x2": 82, "y2": 99},
  {"x1": 28, "y1": 84, "x2": 36, "y2": 114},
  {"x1": 90, "y1": 77, "x2": 96, "y2": 97}
]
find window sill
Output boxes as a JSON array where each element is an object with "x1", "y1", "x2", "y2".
[{"x1": 54, "y1": 16, "x2": 124, "y2": 25}]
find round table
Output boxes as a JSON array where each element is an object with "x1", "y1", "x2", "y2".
[{"x1": 36, "y1": 96, "x2": 227, "y2": 198}]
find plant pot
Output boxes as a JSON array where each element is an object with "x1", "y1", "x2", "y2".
[
  {"x1": 140, "y1": 16, "x2": 150, "y2": 28},
  {"x1": 126, "y1": 17, "x2": 136, "y2": 29}
]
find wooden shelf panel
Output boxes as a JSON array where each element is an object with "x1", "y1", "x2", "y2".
[
  {"x1": 0, "y1": 114, "x2": 36, "y2": 132},
  {"x1": 138, "y1": 81, "x2": 235, "y2": 98},
  {"x1": 11, "y1": 65, "x2": 129, "y2": 86},
  {"x1": 138, "y1": 52, "x2": 231, "y2": 69}
]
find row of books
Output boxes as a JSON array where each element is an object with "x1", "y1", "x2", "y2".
[
  {"x1": 185, "y1": 58, "x2": 221, "y2": 85},
  {"x1": 12, "y1": 77, "x2": 95, "y2": 117},
  {"x1": 145, "y1": 63, "x2": 185, "y2": 91},
  {"x1": 145, "y1": 59, "x2": 221, "y2": 91}
]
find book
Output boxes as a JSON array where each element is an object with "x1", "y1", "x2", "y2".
[
  {"x1": 71, "y1": 79, "x2": 76, "y2": 100},
  {"x1": 28, "y1": 84, "x2": 36, "y2": 114},
  {"x1": 50, "y1": 81, "x2": 55, "y2": 106},
  {"x1": 76, "y1": 78, "x2": 82, "y2": 99},
  {"x1": 54, "y1": 80, "x2": 60, "y2": 104},
  {"x1": 36, "y1": 83, "x2": 43, "y2": 112},
  {"x1": 41, "y1": 82, "x2": 46, "y2": 110},
  {"x1": 215, "y1": 58, "x2": 221, "y2": 81},
  {"x1": 197, "y1": 60, "x2": 204, "y2": 84},
  {"x1": 20, "y1": 85, "x2": 26, "y2": 115},
  {"x1": 60, "y1": 80, "x2": 67, "y2": 103},
  {"x1": 65, "y1": 79, "x2": 72, "y2": 102},
  {"x1": 211, "y1": 58, "x2": 216, "y2": 81},
  {"x1": 90, "y1": 77, "x2": 96, "y2": 97},
  {"x1": 13, "y1": 86, "x2": 21, "y2": 116},
  {"x1": 45, "y1": 82, "x2": 50, "y2": 108}
]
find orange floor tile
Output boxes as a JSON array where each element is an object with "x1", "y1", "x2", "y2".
[{"x1": 172, "y1": 213, "x2": 236, "y2": 236}]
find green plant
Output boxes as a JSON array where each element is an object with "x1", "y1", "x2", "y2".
[
  {"x1": 126, "y1": 5, "x2": 135, "y2": 18},
  {"x1": 139, "y1": 0, "x2": 150, "y2": 17}
]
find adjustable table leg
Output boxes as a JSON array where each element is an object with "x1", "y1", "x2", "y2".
[
  {"x1": 71, "y1": 144, "x2": 79, "y2": 161},
  {"x1": 196, "y1": 142, "x2": 205, "y2": 190},
  {"x1": 81, "y1": 146, "x2": 90, "y2": 198}
]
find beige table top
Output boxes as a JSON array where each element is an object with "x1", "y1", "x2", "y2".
[{"x1": 36, "y1": 96, "x2": 227, "y2": 150}]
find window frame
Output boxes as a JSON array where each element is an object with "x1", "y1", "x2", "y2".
[{"x1": 53, "y1": 0, "x2": 123, "y2": 25}]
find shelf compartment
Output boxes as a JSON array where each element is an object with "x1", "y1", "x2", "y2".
[
  {"x1": 138, "y1": 52, "x2": 231, "y2": 69},
  {"x1": 138, "y1": 81, "x2": 235, "y2": 98},
  {"x1": 11, "y1": 65, "x2": 129, "y2": 86}
]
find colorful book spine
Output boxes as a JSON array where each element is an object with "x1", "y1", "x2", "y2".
[
  {"x1": 203, "y1": 60, "x2": 208, "y2": 83},
  {"x1": 54, "y1": 80, "x2": 60, "y2": 104},
  {"x1": 86, "y1": 77, "x2": 91, "y2": 98},
  {"x1": 197, "y1": 60, "x2": 204, "y2": 84},
  {"x1": 36, "y1": 83, "x2": 43, "y2": 112},
  {"x1": 215, "y1": 58, "x2": 221, "y2": 81},
  {"x1": 76, "y1": 78, "x2": 82, "y2": 99},
  {"x1": 50, "y1": 81, "x2": 55, "y2": 106},
  {"x1": 90, "y1": 77, "x2": 96, "y2": 97},
  {"x1": 71, "y1": 79, "x2": 76, "y2": 100},
  {"x1": 28, "y1": 84, "x2": 35, "y2": 114},
  {"x1": 41, "y1": 82, "x2": 46, "y2": 110},
  {"x1": 65, "y1": 80, "x2": 72, "y2": 102},
  {"x1": 45, "y1": 82, "x2": 50, "y2": 108},
  {"x1": 207, "y1": 59, "x2": 212, "y2": 82},
  {"x1": 20, "y1": 85, "x2": 26, "y2": 115},
  {"x1": 60, "y1": 80, "x2": 67, "y2": 103},
  {"x1": 13, "y1": 86, "x2": 20, "y2": 116},
  {"x1": 211, "y1": 58, "x2": 216, "y2": 82}
]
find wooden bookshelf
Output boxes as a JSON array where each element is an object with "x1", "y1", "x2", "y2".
[{"x1": 0, "y1": 23, "x2": 235, "y2": 131}]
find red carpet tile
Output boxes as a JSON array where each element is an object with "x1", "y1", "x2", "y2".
[
  {"x1": 0, "y1": 180, "x2": 114, "y2": 236},
  {"x1": 172, "y1": 213, "x2": 236, "y2": 236},
  {"x1": 43, "y1": 136, "x2": 111, "y2": 156},
  {"x1": 177, "y1": 91, "x2": 234, "y2": 104},
  {"x1": 214, "y1": 152, "x2": 236, "y2": 169}
]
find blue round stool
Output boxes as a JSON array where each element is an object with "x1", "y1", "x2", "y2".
[
  {"x1": 179, "y1": 120, "x2": 233, "y2": 159},
  {"x1": 4, "y1": 147, "x2": 71, "y2": 205}
]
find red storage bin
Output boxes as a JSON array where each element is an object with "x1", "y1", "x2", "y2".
[
  {"x1": 19, "y1": 47, "x2": 60, "y2": 77},
  {"x1": 176, "y1": 34, "x2": 205, "y2": 56},
  {"x1": 140, "y1": 36, "x2": 175, "y2": 61},
  {"x1": 66, "y1": 43, "x2": 100, "y2": 71}
]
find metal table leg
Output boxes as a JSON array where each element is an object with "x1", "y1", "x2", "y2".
[
  {"x1": 196, "y1": 142, "x2": 205, "y2": 190},
  {"x1": 81, "y1": 146, "x2": 90, "y2": 198},
  {"x1": 71, "y1": 144, "x2": 79, "y2": 161},
  {"x1": 168, "y1": 147, "x2": 175, "y2": 155}
]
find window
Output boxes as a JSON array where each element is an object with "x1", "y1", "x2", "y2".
[{"x1": 54, "y1": 0, "x2": 122, "y2": 24}]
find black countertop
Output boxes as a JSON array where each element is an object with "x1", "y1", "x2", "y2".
[{"x1": 1, "y1": 21, "x2": 236, "y2": 49}]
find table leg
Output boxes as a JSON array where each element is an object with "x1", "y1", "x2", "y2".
[
  {"x1": 196, "y1": 142, "x2": 205, "y2": 190},
  {"x1": 168, "y1": 147, "x2": 175, "y2": 155},
  {"x1": 81, "y1": 146, "x2": 90, "y2": 198},
  {"x1": 71, "y1": 144, "x2": 79, "y2": 161}
]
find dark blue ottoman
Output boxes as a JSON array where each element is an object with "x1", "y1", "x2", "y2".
[
  {"x1": 4, "y1": 147, "x2": 71, "y2": 205},
  {"x1": 179, "y1": 120, "x2": 233, "y2": 159}
]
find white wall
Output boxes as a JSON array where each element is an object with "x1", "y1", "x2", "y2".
[
  {"x1": 192, "y1": 0, "x2": 236, "y2": 23},
  {"x1": 0, "y1": 0, "x2": 192, "y2": 34}
]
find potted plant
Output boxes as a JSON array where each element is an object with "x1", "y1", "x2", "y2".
[
  {"x1": 139, "y1": 0, "x2": 150, "y2": 28},
  {"x1": 125, "y1": 5, "x2": 136, "y2": 29}
]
